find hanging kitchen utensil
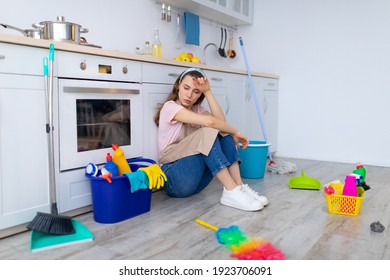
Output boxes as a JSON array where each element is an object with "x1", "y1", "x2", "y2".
[
  {"x1": 218, "y1": 27, "x2": 226, "y2": 57},
  {"x1": 175, "y1": 14, "x2": 182, "y2": 49},
  {"x1": 222, "y1": 28, "x2": 227, "y2": 57},
  {"x1": 0, "y1": 23, "x2": 42, "y2": 39},
  {"x1": 227, "y1": 33, "x2": 236, "y2": 59},
  {"x1": 34, "y1": 16, "x2": 89, "y2": 44}
]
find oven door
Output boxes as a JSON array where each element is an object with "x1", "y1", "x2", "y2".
[{"x1": 58, "y1": 79, "x2": 143, "y2": 171}]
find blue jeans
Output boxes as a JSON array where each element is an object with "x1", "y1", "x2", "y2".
[{"x1": 161, "y1": 134, "x2": 240, "y2": 198}]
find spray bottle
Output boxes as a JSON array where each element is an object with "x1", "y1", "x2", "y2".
[
  {"x1": 112, "y1": 144, "x2": 132, "y2": 175},
  {"x1": 353, "y1": 163, "x2": 370, "y2": 191},
  {"x1": 104, "y1": 152, "x2": 119, "y2": 177}
]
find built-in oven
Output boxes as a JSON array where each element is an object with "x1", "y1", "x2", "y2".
[
  {"x1": 55, "y1": 51, "x2": 143, "y2": 212},
  {"x1": 58, "y1": 79, "x2": 142, "y2": 171}
]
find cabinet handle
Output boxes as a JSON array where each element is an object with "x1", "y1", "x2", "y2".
[
  {"x1": 263, "y1": 97, "x2": 268, "y2": 114},
  {"x1": 225, "y1": 96, "x2": 230, "y2": 116},
  {"x1": 168, "y1": 73, "x2": 179, "y2": 78},
  {"x1": 210, "y1": 77, "x2": 223, "y2": 82},
  {"x1": 0, "y1": 54, "x2": 5, "y2": 59}
]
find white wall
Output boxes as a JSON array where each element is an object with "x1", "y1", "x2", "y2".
[
  {"x1": 242, "y1": 0, "x2": 390, "y2": 167},
  {"x1": 1, "y1": 0, "x2": 389, "y2": 167}
]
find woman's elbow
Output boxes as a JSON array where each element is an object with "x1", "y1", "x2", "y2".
[{"x1": 203, "y1": 116, "x2": 217, "y2": 127}]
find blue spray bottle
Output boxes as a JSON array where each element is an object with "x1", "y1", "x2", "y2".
[{"x1": 104, "y1": 152, "x2": 119, "y2": 177}]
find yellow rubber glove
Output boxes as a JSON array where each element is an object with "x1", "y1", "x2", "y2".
[
  {"x1": 139, "y1": 164, "x2": 167, "y2": 190},
  {"x1": 149, "y1": 164, "x2": 167, "y2": 189}
]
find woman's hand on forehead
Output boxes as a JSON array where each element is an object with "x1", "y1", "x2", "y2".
[{"x1": 192, "y1": 77, "x2": 210, "y2": 92}]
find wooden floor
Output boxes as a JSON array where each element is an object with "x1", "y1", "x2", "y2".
[{"x1": 0, "y1": 158, "x2": 389, "y2": 260}]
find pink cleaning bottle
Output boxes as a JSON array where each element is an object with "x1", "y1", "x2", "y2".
[{"x1": 342, "y1": 175, "x2": 358, "y2": 197}]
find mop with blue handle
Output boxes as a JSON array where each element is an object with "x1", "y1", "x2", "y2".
[{"x1": 239, "y1": 37, "x2": 297, "y2": 174}]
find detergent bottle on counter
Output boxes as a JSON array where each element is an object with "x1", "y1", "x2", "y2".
[
  {"x1": 104, "y1": 152, "x2": 119, "y2": 177},
  {"x1": 112, "y1": 144, "x2": 132, "y2": 175},
  {"x1": 342, "y1": 175, "x2": 358, "y2": 197}
]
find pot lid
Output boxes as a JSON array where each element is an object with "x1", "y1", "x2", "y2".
[{"x1": 39, "y1": 16, "x2": 81, "y2": 26}]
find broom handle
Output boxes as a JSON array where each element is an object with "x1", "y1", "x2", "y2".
[
  {"x1": 47, "y1": 44, "x2": 58, "y2": 215},
  {"x1": 196, "y1": 219, "x2": 219, "y2": 231},
  {"x1": 239, "y1": 37, "x2": 273, "y2": 162}
]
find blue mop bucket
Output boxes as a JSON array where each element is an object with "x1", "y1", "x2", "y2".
[{"x1": 238, "y1": 140, "x2": 270, "y2": 179}]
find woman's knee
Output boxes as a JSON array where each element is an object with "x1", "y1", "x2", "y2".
[{"x1": 164, "y1": 180, "x2": 199, "y2": 198}]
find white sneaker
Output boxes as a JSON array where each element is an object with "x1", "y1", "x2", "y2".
[
  {"x1": 241, "y1": 184, "x2": 269, "y2": 206},
  {"x1": 220, "y1": 186, "x2": 264, "y2": 211}
]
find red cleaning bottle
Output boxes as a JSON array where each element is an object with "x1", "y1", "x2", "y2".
[{"x1": 112, "y1": 144, "x2": 132, "y2": 175}]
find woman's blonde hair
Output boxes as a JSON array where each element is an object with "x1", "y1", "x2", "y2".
[{"x1": 154, "y1": 69, "x2": 206, "y2": 126}]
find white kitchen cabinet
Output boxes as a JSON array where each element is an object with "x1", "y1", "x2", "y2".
[
  {"x1": 202, "y1": 70, "x2": 229, "y2": 117},
  {"x1": 243, "y1": 76, "x2": 278, "y2": 153},
  {"x1": 142, "y1": 63, "x2": 186, "y2": 162},
  {"x1": 203, "y1": 70, "x2": 246, "y2": 132},
  {"x1": 142, "y1": 84, "x2": 173, "y2": 162},
  {"x1": 157, "y1": 0, "x2": 253, "y2": 26},
  {"x1": 0, "y1": 43, "x2": 50, "y2": 232}
]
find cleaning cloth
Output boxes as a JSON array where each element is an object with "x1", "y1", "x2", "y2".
[
  {"x1": 184, "y1": 12, "x2": 200, "y2": 46},
  {"x1": 124, "y1": 170, "x2": 149, "y2": 193}
]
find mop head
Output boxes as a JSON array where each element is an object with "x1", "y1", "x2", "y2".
[{"x1": 267, "y1": 161, "x2": 297, "y2": 174}]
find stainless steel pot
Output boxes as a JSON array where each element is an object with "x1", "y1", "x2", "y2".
[
  {"x1": 35, "y1": 16, "x2": 89, "y2": 44},
  {"x1": 0, "y1": 23, "x2": 42, "y2": 39}
]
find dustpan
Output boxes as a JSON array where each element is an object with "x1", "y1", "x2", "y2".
[
  {"x1": 288, "y1": 170, "x2": 321, "y2": 190},
  {"x1": 30, "y1": 220, "x2": 93, "y2": 253}
]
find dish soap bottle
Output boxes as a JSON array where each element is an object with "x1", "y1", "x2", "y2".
[
  {"x1": 104, "y1": 152, "x2": 119, "y2": 177},
  {"x1": 152, "y1": 28, "x2": 162, "y2": 58},
  {"x1": 112, "y1": 144, "x2": 132, "y2": 175},
  {"x1": 342, "y1": 175, "x2": 358, "y2": 197}
]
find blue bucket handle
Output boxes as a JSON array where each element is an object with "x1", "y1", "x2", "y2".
[{"x1": 126, "y1": 157, "x2": 156, "y2": 166}]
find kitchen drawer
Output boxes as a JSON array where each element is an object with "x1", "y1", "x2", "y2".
[
  {"x1": 262, "y1": 78, "x2": 279, "y2": 91},
  {"x1": 0, "y1": 42, "x2": 47, "y2": 76},
  {"x1": 57, "y1": 51, "x2": 142, "y2": 82},
  {"x1": 142, "y1": 63, "x2": 186, "y2": 84},
  {"x1": 203, "y1": 70, "x2": 240, "y2": 85}
]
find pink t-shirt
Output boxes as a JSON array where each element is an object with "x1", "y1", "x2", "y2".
[{"x1": 158, "y1": 100, "x2": 207, "y2": 153}]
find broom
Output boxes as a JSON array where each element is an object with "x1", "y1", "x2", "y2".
[
  {"x1": 27, "y1": 44, "x2": 75, "y2": 235},
  {"x1": 239, "y1": 37, "x2": 297, "y2": 174}
]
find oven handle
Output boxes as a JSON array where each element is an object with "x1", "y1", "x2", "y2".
[{"x1": 63, "y1": 86, "x2": 140, "y2": 94}]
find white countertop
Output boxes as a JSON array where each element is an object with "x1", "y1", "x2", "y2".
[{"x1": 0, "y1": 34, "x2": 279, "y2": 79}]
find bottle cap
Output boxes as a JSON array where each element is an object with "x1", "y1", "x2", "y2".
[
  {"x1": 112, "y1": 144, "x2": 119, "y2": 151},
  {"x1": 85, "y1": 163, "x2": 98, "y2": 176},
  {"x1": 106, "y1": 153, "x2": 112, "y2": 161},
  {"x1": 356, "y1": 162, "x2": 364, "y2": 168}
]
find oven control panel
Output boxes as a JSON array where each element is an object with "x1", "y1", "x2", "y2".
[{"x1": 56, "y1": 51, "x2": 142, "y2": 82}]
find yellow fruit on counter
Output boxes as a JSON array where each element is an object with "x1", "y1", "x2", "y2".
[
  {"x1": 173, "y1": 52, "x2": 200, "y2": 63},
  {"x1": 191, "y1": 56, "x2": 200, "y2": 63},
  {"x1": 179, "y1": 52, "x2": 189, "y2": 60}
]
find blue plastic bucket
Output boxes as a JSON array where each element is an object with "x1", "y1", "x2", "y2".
[
  {"x1": 86, "y1": 158, "x2": 155, "y2": 224},
  {"x1": 238, "y1": 140, "x2": 270, "y2": 179}
]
